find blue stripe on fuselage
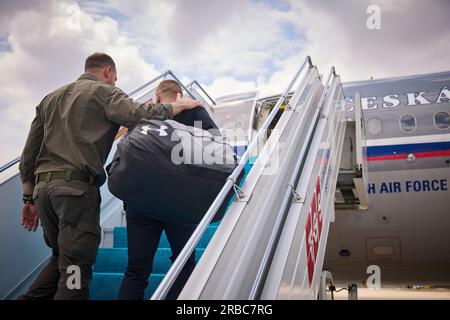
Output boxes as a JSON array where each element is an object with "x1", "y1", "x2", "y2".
[
  {"x1": 234, "y1": 141, "x2": 450, "y2": 159},
  {"x1": 367, "y1": 141, "x2": 450, "y2": 157}
]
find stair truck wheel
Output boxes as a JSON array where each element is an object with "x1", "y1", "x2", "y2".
[{"x1": 318, "y1": 270, "x2": 334, "y2": 300}]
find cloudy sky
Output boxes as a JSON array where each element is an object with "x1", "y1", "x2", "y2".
[{"x1": 1, "y1": 0, "x2": 450, "y2": 165}]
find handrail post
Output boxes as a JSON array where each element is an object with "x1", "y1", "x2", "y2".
[
  {"x1": 187, "y1": 80, "x2": 217, "y2": 106},
  {"x1": 128, "y1": 70, "x2": 171, "y2": 96},
  {"x1": 150, "y1": 56, "x2": 313, "y2": 300},
  {"x1": 307, "y1": 56, "x2": 313, "y2": 68},
  {"x1": 167, "y1": 71, "x2": 196, "y2": 100}
]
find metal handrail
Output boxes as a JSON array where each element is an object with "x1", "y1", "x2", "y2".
[
  {"x1": 150, "y1": 55, "x2": 314, "y2": 300},
  {"x1": 248, "y1": 67, "x2": 338, "y2": 299},
  {"x1": 187, "y1": 80, "x2": 216, "y2": 105},
  {"x1": 128, "y1": 71, "x2": 171, "y2": 96},
  {"x1": 168, "y1": 71, "x2": 196, "y2": 100},
  {"x1": 133, "y1": 70, "x2": 196, "y2": 101},
  {"x1": 0, "y1": 156, "x2": 21, "y2": 174},
  {"x1": 0, "y1": 70, "x2": 196, "y2": 175}
]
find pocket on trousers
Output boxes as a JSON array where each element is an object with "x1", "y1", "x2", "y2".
[
  {"x1": 50, "y1": 185, "x2": 87, "y2": 227},
  {"x1": 51, "y1": 186, "x2": 85, "y2": 197},
  {"x1": 50, "y1": 184, "x2": 101, "y2": 253},
  {"x1": 59, "y1": 225, "x2": 101, "y2": 264},
  {"x1": 52, "y1": 186, "x2": 101, "y2": 264}
]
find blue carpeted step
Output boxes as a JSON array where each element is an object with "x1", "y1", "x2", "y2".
[
  {"x1": 113, "y1": 225, "x2": 218, "y2": 249},
  {"x1": 89, "y1": 272, "x2": 164, "y2": 300},
  {"x1": 94, "y1": 247, "x2": 205, "y2": 274}
]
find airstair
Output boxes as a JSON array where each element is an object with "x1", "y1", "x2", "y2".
[
  {"x1": 161, "y1": 57, "x2": 354, "y2": 300},
  {"x1": 0, "y1": 56, "x2": 368, "y2": 300}
]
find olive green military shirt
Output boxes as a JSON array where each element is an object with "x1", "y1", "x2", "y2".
[{"x1": 19, "y1": 73, "x2": 174, "y2": 186}]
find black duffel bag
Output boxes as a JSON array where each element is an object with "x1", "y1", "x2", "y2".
[{"x1": 107, "y1": 118, "x2": 243, "y2": 225}]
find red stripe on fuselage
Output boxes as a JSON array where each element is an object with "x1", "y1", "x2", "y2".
[{"x1": 367, "y1": 150, "x2": 450, "y2": 162}]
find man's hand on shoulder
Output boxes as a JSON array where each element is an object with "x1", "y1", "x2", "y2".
[{"x1": 172, "y1": 93, "x2": 203, "y2": 116}]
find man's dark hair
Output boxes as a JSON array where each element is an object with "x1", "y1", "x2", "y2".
[{"x1": 85, "y1": 52, "x2": 116, "y2": 71}]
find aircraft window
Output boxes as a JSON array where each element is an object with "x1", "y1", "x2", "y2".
[
  {"x1": 399, "y1": 114, "x2": 416, "y2": 133},
  {"x1": 434, "y1": 111, "x2": 450, "y2": 130},
  {"x1": 367, "y1": 118, "x2": 382, "y2": 135}
]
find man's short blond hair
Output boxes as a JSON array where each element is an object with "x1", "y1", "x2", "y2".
[{"x1": 156, "y1": 80, "x2": 183, "y2": 101}]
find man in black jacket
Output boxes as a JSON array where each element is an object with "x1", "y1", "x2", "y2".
[{"x1": 117, "y1": 80, "x2": 219, "y2": 300}]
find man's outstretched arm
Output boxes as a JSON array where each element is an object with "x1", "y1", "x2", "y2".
[{"x1": 102, "y1": 86, "x2": 203, "y2": 129}]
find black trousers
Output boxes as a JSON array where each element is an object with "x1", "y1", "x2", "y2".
[{"x1": 117, "y1": 209, "x2": 197, "y2": 300}]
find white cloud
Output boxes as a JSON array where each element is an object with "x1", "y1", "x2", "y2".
[
  {"x1": 286, "y1": 0, "x2": 450, "y2": 81},
  {"x1": 89, "y1": 0, "x2": 302, "y2": 81},
  {"x1": 203, "y1": 76, "x2": 256, "y2": 98},
  {"x1": 0, "y1": 0, "x2": 162, "y2": 164}
]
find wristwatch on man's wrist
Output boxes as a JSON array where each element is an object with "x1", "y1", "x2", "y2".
[{"x1": 22, "y1": 194, "x2": 34, "y2": 205}]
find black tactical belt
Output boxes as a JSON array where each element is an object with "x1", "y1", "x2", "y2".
[{"x1": 35, "y1": 171, "x2": 94, "y2": 184}]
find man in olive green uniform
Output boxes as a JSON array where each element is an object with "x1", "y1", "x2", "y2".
[{"x1": 18, "y1": 53, "x2": 201, "y2": 300}]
